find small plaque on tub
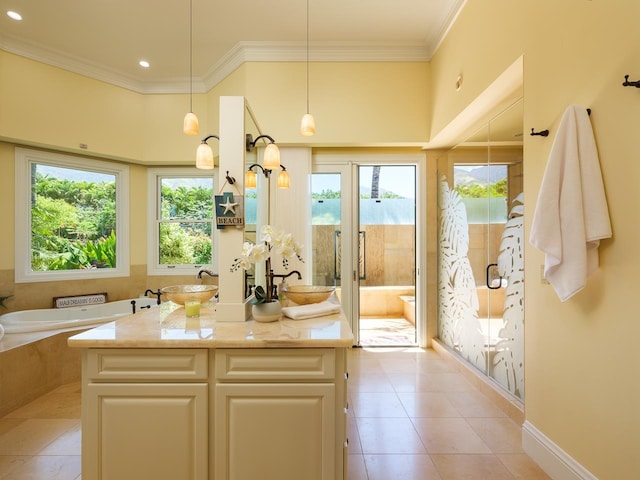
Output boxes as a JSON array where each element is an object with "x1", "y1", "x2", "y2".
[{"x1": 53, "y1": 293, "x2": 108, "y2": 308}]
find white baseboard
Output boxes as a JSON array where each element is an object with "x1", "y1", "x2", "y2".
[{"x1": 522, "y1": 421, "x2": 598, "y2": 480}]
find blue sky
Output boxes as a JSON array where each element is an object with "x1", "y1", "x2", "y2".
[{"x1": 312, "y1": 165, "x2": 416, "y2": 199}]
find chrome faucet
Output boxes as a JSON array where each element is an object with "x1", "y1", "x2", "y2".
[{"x1": 197, "y1": 268, "x2": 216, "y2": 279}]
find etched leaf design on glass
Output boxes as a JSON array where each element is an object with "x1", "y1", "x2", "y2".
[
  {"x1": 493, "y1": 192, "x2": 525, "y2": 399},
  {"x1": 438, "y1": 175, "x2": 485, "y2": 370}
]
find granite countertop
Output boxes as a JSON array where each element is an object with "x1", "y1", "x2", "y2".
[{"x1": 67, "y1": 301, "x2": 354, "y2": 349}]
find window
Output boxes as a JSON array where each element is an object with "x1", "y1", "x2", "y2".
[
  {"x1": 147, "y1": 168, "x2": 217, "y2": 276},
  {"x1": 15, "y1": 148, "x2": 130, "y2": 283}
]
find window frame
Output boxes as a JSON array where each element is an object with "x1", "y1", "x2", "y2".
[
  {"x1": 14, "y1": 147, "x2": 130, "y2": 283},
  {"x1": 146, "y1": 167, "x2": 218, "y2": 277}
]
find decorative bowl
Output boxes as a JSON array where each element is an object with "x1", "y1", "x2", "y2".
[
  {"x1": 161, "y1": 285, "x2": 218, "y2": 305},
  {"x1": 282, "y1": 285, "x2": 335, "y2": 305}
]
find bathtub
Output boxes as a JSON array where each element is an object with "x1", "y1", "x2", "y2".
[{"x1": 0, "y1": 297, "x2": 159, "y2": 334}]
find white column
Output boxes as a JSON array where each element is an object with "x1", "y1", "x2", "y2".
[{"x1": 216, "y1": 96, "x2": 250, "y2": 321}]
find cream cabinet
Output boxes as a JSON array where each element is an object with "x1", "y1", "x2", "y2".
[
  {"x1": 81, "y1": 349, "x2": 209, "y2": 480},
  {"x1": 213, "y1": 348, "x2": 347, "y2": 480},
  {"x1": 79, "y1": 347, "x2": 348, "y2": 480}
]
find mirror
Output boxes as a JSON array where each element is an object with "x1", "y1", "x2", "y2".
[{"x1": 243, "y1": 100, "x2": 264, "y2": 298}]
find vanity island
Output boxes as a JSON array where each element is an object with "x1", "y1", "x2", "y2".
[{"x1": 68, "y1": 302, "x2": 354, "y2": 480}]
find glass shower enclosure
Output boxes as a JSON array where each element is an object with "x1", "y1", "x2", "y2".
[{"x1": 436, "y1": 99, "x2": 525, "y2": 401}]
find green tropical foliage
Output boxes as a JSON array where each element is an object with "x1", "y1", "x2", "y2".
[
  {"x1": 30, "y1": 170, "x2": 216, "y2": 271},
  {"x1": 455, "y1": 179, "x2": 507, "y2": 198},
  {"x1": 159, "y1": 182, "x2": 213, "y2": 265},
  {"x1": 31, "y1": 173, "x2": 117, "y2": 271}
]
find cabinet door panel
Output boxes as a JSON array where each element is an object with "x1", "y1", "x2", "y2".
[
  {"x1": 84, "y1": 383, "x2": 207, "y2": 480},
  {"x1": 215, "y1": 383, "x2": 335, "y2": 480}
]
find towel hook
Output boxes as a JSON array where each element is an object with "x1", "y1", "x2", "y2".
[
  {"x1": 530, "y1": 128, "x2": 550, "y2": 137},
  {"x1": 531, "y1": 109, "x2": 591, "y2": 138},
  {"x1": 622, "y1": 75, "x2": 640, "y2": 88}
]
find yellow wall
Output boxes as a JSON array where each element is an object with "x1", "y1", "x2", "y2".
[
  {"x1": 244, "y1": 62, "x2": 430, "y2": 146},
  {"x1": 430, "y1": 0, "x2": 640, "y2": 477}
]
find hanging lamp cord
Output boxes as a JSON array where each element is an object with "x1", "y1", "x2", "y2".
[
  {"x1": 306, "y1": 0, "x2": 310, "y2": 114},
  {"x1": 189, "y1": 0, "x2": 193, "y2": 112}
]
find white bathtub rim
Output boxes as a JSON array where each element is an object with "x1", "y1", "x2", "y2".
[{"x1": 0, "y1": 298, "x2": 158, "y2": 334}]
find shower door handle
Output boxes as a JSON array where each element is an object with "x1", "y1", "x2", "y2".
[{"x1": 486, "y1": 263, "x2": 502, "y2": 290}]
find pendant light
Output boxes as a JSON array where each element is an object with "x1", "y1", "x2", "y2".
[
  {"x1": 183, "y1": 0, "x2": 199, "y2": 136},
  {"x1": 300, "y1": 0, "x2": 315, "y2": 136}
]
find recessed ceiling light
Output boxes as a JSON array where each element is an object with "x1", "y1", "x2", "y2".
[
  {"x1": 139, "y1": 60, "x2": 150, "y2": 68},
  {"x1": 7, "y1": 11, "x2": 22, "y2": 21}
]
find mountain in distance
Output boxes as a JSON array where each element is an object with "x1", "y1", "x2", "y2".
[{"x1": 454, "y1": 165, "x2": 507, "y2": 186}]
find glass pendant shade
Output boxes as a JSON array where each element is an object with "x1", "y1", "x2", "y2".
[
  {"x1": 195, "y1": 143, "x2": 214, "y2": 169},
  {"x1": 245, "y1": 170, "x2": 257, "y2": 188},
  {"x1": 300, "y1": 113, "x2": 316, "y2": 136},
  {"x1": 262, "y1": 143, "x2": 280, "y2": 170},
  {"x1": 183, "y1": 112, "x2": 199, "y2": 136},
  {"x1": 277, "y1": 170, "x2": 290, "y2": 189}
]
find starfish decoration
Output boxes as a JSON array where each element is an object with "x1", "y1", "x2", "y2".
[{"x1": 219, "y1": 197, "x2": 238, "y2": 215}]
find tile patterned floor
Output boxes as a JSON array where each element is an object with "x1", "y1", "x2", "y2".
[
  {"x1": 346, "y1": 347, "x2": 550, "y2": 479},
  {"x1": 0, "y1": 382, "x2": 81, "y2": 479},
  {"x1": 0, "y1": 347, "x2": 550, "y2": 479}
]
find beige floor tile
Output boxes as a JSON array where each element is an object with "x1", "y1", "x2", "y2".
[
  {"x1": 0, "y1": 419, "x2": 78, "y2": 455},
  {"x1": 388, "y1": 371, "x2": 475, "y2": 393},
  {"x1": 0, "y1": 454, "x2": 81, "y2": 480},
  {"x1": 38, "y1": 421, "x2": 81, "y2": 455},
  {"x1": 431, "y1": 454, "x2": 514, "y2": 480},
  {"x1": 445, "y1": 390, "x2": 508, "y2": 418},
  {"x1": 497, "y1": 453, "x2": 552, "y2": 479},
  {"x1": 351, "y1": 392, "x2": 408, "y2": 418},
  {"x1": 412, "y1": 418, "x2": 492, "y2": 454},
  {"x1": 348, "y1": 373, "x2": 395, "y2": 393},
  {"x1": 347, "y1": 355, "x2": 385, "y2": 375},
  {"x1": 356, "y1": 417, "x2": 427, "y2": 454},
  {"x1": 0, "y1": 456, "x2": 31, "y2": 478},
  {"x1": 364, "y1": 454, "x2": 442, "y2": 480},
  {"x1": 347, "y1": 454, "x2": 368, "y2": 480},
  {"x1": 466, "y1": 417, "x2": 524, "y2": 454},
  {"x1": 397, "y1": 392, "x2": 461, "y2": 418}
]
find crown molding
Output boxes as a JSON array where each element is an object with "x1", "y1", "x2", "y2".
[
  {"x1": 2, "y1": 36, "x2": 431, "y2": 94},
  {"x1": 201, "y1": 41, "x2": 431, "y2": 92}
]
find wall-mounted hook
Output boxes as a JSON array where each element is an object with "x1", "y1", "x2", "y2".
[
  {"x1": 622, "y1": 75, "x2": 640, "y2": 88},
  {"x1": 530, "y1": 128, "x2": 550, "y2": 137},
  {"x1": 225, "y1": 171, "x2": 236, "y2": 185}
]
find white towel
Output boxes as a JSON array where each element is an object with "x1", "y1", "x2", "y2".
[
  {"x1": 281, "y1": 301, "x2": 341, "y2": 320},
  {"x1": 530, "y1": 105, "x2": 612, "y2": 302}
]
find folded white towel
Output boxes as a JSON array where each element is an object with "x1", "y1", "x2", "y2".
[
  {"x1": 530, "y1": 105, "x2": 612, "y2": 301},
  {"x1": 281, "y1": 301, "x2": 341, "y2": 320}
]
